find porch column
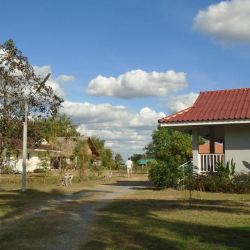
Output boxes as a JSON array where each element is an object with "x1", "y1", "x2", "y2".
[
  {"x1": 192, "y1": 128, "x2": 200, "y2": 173},
  {"x1": 209, "y1": 127, "x2": 215, "y2": 154}
]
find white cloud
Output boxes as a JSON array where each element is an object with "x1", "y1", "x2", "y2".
[
  {"x1": 86, "y1": 69, "x2": 187, "y2": 98},
  {"x1": 61, "y1": 101, "x2": 165, "y2": 158},
  {"x1": 129, "y1": 107, "x2": 165, "y2": 128},
  {"x1": 194, "y1": 0, "x2": 250, "y2": 43},
  {"x1": 62, "y1": 101, "x2": 129, "y2": 124},
  {"x1": 55, "y1": 74, "x2": 75, "y2": 83},
  {"x1": 168, "y1": 92, "x2": 198, "y2": 113},
  {"x1": 33, "y1": 65, "x2": 75, "y2": 97}
]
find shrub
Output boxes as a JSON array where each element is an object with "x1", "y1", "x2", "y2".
[
  {"x1": 183, "y1": 172, "x2": 250, "y2": 194},
  {"x1": 232, "y1": 173, "x2": 250, "y2": 193},
  {"x1": 149, "y1": 160, "x2": 181, "y2": 189},
  {"x1": 195, "y1": 174, "x2": 232, "y2": 193},
  {"x1": 0, "y1": 165, "x2": 14, "y2": 174},
  {"x1": 215, "y1": 159, "x2": 235, "y2": 179},
  {"x1": 33, "y1": 168, "x2": 47, "y2": 173}
]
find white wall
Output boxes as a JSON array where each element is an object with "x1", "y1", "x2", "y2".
[
  {"x1": 224, "y1": 124, "x2": 250, "y2": 173},
  {"x1": 16, "y1": 156, "x2": 41, "y2": 173}
]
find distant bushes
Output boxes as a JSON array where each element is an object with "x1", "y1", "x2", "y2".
[
  {"x1": 149, "y1": 159, "x2": 250, "y2": 193},
  {"x1": 0, "y1": 165, "x2": 14, "y2": 174},
  {"x1": 33, "y1": 168, "x2": 47, "y2": 173}
]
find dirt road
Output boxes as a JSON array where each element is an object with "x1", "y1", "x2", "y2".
[{"x1": 0, "y1": 176, "x2": 149, "y2": 250}]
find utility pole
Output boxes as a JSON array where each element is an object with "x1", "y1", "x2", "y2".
[
  {"x1": 21, "y1": 73, "x2": 50, "y2": 192},
  {"x1": 22, "y1": 101, "x2": 28, "y2": 192}
]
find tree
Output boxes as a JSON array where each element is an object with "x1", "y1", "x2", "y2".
[
  {"x1": 145, "y1": 126, "x2": 192, "y2": 166},
  {"x1": 130, "y1": 153, "x2": 145, "y2": 163},
  {"x1": 37, "y1": 151, "x2": 50, "y2": 184},
  {"x1": 146, "y1": 126, "x2": 192, "y2": 189},
  {"x1": 73, "y1": 140, "x2": 91, "y2": 182},
  {"x1": 28, "y1": 114, "x2": 80, "y2": 144},
  {"x1": 114, "y1": 153, "x2": 123, "y2": 169},
  {"x1": 90, "y1": 136, "x2": 105, "y2": 150},
  {"x1": 102, "y1": 148, "x2": 114, "y2": 169},
  {"x1": 0, "y1": 39, "x2": 62, "y2": 162},
  {"x1": 90, "y1": 136, "x2": 114, "y2": 169}
]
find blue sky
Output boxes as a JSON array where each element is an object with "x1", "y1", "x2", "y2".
[{"x1": 1, "y1": 0, "x2": 250, "y2": 158}]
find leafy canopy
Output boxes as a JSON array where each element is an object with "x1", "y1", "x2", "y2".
[
  {"x1": 145, "y1": 126, "x2": 192, "y2": 165},
  {"x1": 0, "y1": 39, "x2": 62, "y2": 160}
]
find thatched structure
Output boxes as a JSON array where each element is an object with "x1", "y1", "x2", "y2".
[
  {"x1": 51, "y1": 136, "x2": 99, "y2": 158},
  {"x1": 50, "y1": 136, "x2": 100, "y2": 169}
]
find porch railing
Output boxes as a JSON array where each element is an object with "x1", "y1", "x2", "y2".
[{"x1": 199, "y1": 154, "x2": 224, "y2": 173}]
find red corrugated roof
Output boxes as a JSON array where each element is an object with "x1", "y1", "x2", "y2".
[{"x1": 159, "y1": 88, "x2": 250, "y2": 124}]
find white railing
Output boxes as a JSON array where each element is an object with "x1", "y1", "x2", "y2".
[{"x1": 199, "y1": 154, "x2": 224, "y2": 173}]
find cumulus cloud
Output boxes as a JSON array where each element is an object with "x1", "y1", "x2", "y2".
[
  {"x1": 168, "y1": 92, "x2": 198, "y2": 113},
  {"x1": 34, "y1": 65, "x2": 75, "y2": 97},
  {"x1": 194, "y1": 0, "x2": 250, "y2": 43},
  {"x1": 62, "y1": 101, "x2": 129, "y2": 124},
  {"x1": 61, "y1": 101, "x2": 165, "y2": 158},
  {"x1": 55, "y1": 74, "x2": 75, "y2": 83},
  {"x1": 86, "y1": 69, "x2": 187, "y2": 98},
  {"x1": 129, "y1": 107, "x2": 165, "y2": 128}
]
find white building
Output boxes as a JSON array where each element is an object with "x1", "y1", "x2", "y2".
[{"x1": 159, "y1": 88, "x2": 250, "y2": 173}]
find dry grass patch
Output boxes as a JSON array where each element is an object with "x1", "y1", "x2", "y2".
[{"x1": 83, "y1": 181, "x2": 250, "y2": 250}]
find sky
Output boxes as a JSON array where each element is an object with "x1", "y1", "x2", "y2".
[{"x1": 1, "y1": 0, "x2": 250, "y2": 159}]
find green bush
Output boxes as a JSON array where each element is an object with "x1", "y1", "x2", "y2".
[
  {"x1": 149, "y1": 160, "x2": 181, "y2": 189},
  {"x1": 149, "y1": 158, "x2": 250, "y2": 193},
  {"x1": 195, "y1": 174, "x2": 232, "y2": 193},
  {"x1": 192, "y1": 172, "x2": 250, "y2": 194},
  {"x1": 0, "y1": 165, "x2": 14, "y2": 174},
  {"x1": 232, "y1": 173, "x2": 250, "y2": 193},
  {"x1": 33, "y1": 168, "x2": 47, "y2": 173},
  {"x1": 215, "y1": 159, "x2": 235, "y2": 178},
  {"x1": 190, "y1": 159, "x2": 237, "y2": 193}
]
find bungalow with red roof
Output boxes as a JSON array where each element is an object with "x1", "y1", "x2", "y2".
[{"x1": 159, "y1": 88, "x2": 250, "y2": 173}]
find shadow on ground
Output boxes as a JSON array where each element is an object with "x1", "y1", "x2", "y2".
[
  {"x1": 83, "y1": 197, "x2": 250, "y2": 250},
  {"x1": 102, "y1": 179, "x2": 152, "y2": 188},
  {"x1": 0, "y1": 188, "x2": 112, "y2": 221},
  {"x1": 83, "y1": 179, "x2": 250, "y2": 250},
  {"x1": 1, "y1": 178, "x2": 249, "y2": 250}
]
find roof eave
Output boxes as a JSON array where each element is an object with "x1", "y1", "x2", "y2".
[{"x1": 159, "y1": 119, "x2": 250, "y2": 127}]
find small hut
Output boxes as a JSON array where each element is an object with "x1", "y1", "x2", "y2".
[{"x1": 50, "y1": 136, "x2": 100, "y2": 169}]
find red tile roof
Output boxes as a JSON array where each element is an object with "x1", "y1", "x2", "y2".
[{"x1": 159, "y1": 88, "x2": 250, "y2": 124}]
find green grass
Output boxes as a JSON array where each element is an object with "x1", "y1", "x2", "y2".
[
  {"x1": 83, "y1": 187, "x2": 250, "y2": 250},
  {"x1": 1, "y1": 175, "x2": 249, "y2": 250},
  {"x1": 0, "y1": 172, "x2": 103, "y2": 221},
  {"x1": 0, "y1": 175, "x2": 106, "y2": 250}
]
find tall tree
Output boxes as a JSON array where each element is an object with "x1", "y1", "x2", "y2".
[
  {"x1": 114, "y1": 153, "x2": 123, "y2": 169},
  {"x1": 131, "y1": 153, "x2": 146, "y2": 163},
  {"x1": 90, "y1": 136, "x2": 114, "y2": 169},
  {"x1": 145, "y1": 126, "x2": 192, "y2": 165},
  {"x1": 28, "y1": 114, "x2": 80, "y2": 143},
  {"x1": 0, "y1": 39, "x2": 62, "y2": 162},
  {"x1": 73, "y1": 140, "x2": 91, "y2": 182}
]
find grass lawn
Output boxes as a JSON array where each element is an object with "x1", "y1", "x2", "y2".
[
  {"x1": 0, "y1": 173, "x2": 109, "y2": 250},
  {"x1": 1, "y1": 175, "x2": 249, "y2": 250},
  {"x1": 83, "y1": 180, "x2": 250, "y2": 250},
  {"x1": 0, "y1": 173, "x2": 102, "y2": 221}
]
